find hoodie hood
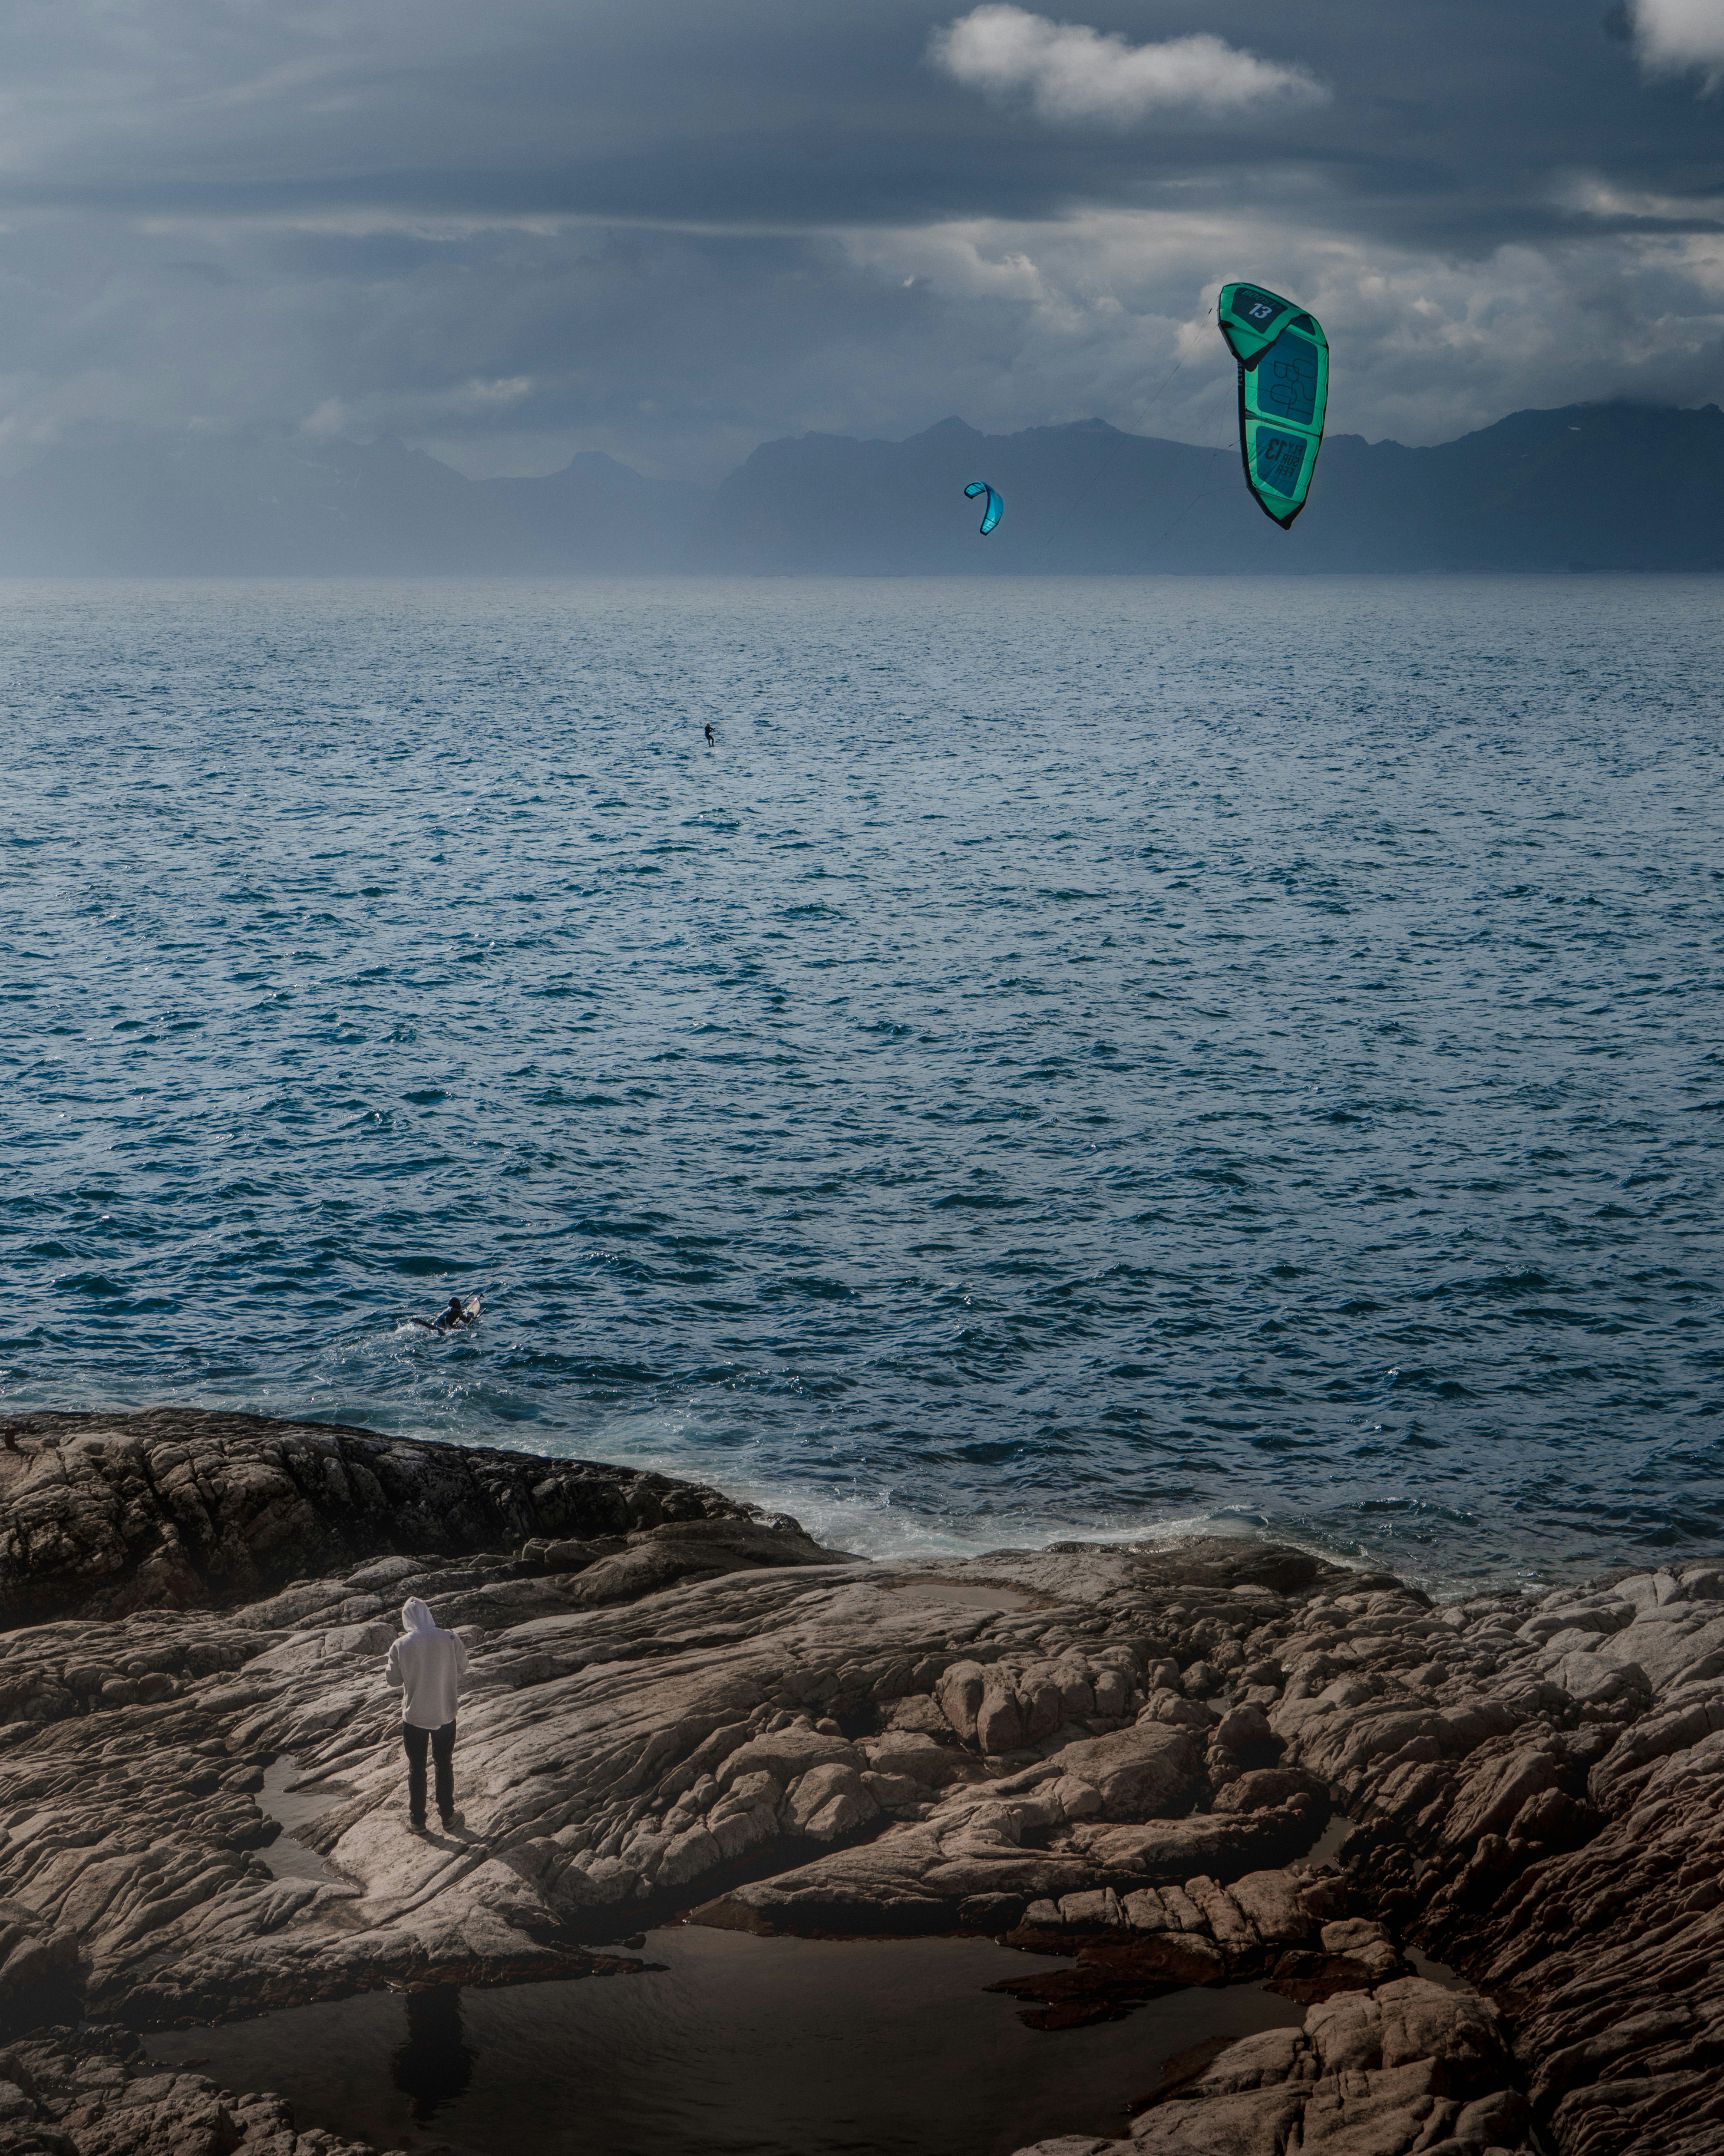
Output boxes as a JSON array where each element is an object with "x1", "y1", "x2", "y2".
[{"x1": 402, "y1": 1597, "x2": 439, "y2": 1635}]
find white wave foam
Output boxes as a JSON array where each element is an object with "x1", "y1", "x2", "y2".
[{"x1": 526, "y1": 1419, "x2": 1395, "y2": 1578}]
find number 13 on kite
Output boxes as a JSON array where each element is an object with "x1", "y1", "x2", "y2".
[{"x1": 1217, "y1": 283, "x2": 1329, "y2": 530}]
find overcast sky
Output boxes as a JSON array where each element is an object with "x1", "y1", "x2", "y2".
[{"x1": 4, "y1": 0, "x2": 1724, "y2": 478}]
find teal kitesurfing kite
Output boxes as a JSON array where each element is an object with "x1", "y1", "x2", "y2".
[
  {"x1": 1216, "y1": 282, "x2": 1329, "y2": 529},
  {"x1": 964, "y1": 479, "x2": 1003, "y2": 535}
]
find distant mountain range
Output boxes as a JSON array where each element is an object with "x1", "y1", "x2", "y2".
[
  {"x1": 0, "y1": 429, "x2": 690, "y2": 576},
  {"x1": 1, "y1": 401, "x2": 1721, "y2": 575}
]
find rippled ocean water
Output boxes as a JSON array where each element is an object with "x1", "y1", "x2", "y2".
[{"x1": 3, "y1": 574, "x2": 1721, "y2": 1591}]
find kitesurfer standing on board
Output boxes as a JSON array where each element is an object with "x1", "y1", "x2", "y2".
[{"x1": 704, "y1": 721, "x2": 715, "y2": 745}]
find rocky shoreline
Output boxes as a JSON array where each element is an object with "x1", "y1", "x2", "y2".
[{"x1": 0, "y1": 1410, "x2": 1720, "y2": 2155}]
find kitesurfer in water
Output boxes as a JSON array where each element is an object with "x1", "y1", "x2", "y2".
[
  {"x1": 405, "y1": 1297, "x2": 475, "y2": 1335},
  {"x1": 704, "y1": 721, "x2": 715, "y2": 746}
]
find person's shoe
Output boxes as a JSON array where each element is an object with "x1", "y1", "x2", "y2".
[
  {"x1": 407, "y1": 1817, "x2": 429, "y2": 1836},
  {"x1": 439, "y1": 1811, "x2": 464, "y2": 1831}
]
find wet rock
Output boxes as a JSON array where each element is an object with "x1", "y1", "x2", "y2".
[
  {"x1": 0, "y1": 1408, "x2": 815, "y2": 1626},
  {"x1": 556, "y1": 1516, "x2": 844, "y2": 1609}
]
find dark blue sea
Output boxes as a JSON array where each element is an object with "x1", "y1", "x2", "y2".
[{"x1": 4, "y1": 574, "x2": 1721, "y2": 1592}]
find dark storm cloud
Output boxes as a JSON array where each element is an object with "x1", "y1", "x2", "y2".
[
  {"x1": 5, "y1": 2, "x2": 1717, "y2": 237},
  {"x1": 0, "y1": 1, "x2": 1721, "y2": 474}
]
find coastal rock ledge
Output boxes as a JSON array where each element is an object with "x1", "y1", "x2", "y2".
[{"x1": 0, "y1": 1411, "x2": 1720, "y2": 2156}]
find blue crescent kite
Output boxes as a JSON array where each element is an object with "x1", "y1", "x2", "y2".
[{"x1": 964, "y1": 480, "x2": 1003, "y2": 535}]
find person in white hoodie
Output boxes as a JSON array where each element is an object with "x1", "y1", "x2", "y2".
[{"x1": 386, "y1": 1597, "x2": 469, "y2": 1833}]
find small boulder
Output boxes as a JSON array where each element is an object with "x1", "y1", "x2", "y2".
[
  {"x1": 936, "y1": 1662, "x2": 986, "y2": 1744},
  {"x1": 958, "y1": 1891, "x2": 1025, "y2": 1932},
  {"x1": 1212, "y1": 1767, "x2": 1329, "y2": 1819},
  {"x1": 1130, "y1": 2086, "x2": 1303, "y2": 2151},
  {"x1": 1052, "y1": 1725, "x2": 1202, "y2": 1821},
  {"x1": 786, "y1": 1764, "x2": 879, "y2": 1842},
  {"x1": 976, "y1": 1682, "x2": 1024, "y2": 1755},
  {"x1": 1047, "y1": 1775, "x2": 1103, "y2": 1819},
  {"x1": 1186, "y1": 2026, "x2": 1307, "y2": 2094},
  {"x1": 1139, "y1": 1690, "x2": 1215, "y2": 1730},
  {"x1": 1210, "y1": 1701, "x2": 1276, "y2": 1757},
  {"x1": 859, "y1": 1724, "x2": 962, "y2": 1793},
  {"x1": 1227, "y1": 1869, "x2": 1313, "y2": 1945},
  {"x1": 719, "y1": 1728, "x2": 862, "y2": 1790},
  {"x1": 1092, "y1": 1667, "x2": 1131, "y2": 1717},
  {"x1": 861, "y1": 1771, "x2": 921, "y2": 1808},
  {"x1": 1319, "y1": 1917, "x2": 1402, "y2": 1981}
]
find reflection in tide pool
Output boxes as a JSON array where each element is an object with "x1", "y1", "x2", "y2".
[
  {"x1": 147, "y1": 1926, "x2": 1304, "y2": 2156},
  {"x1": 393, "y1": 1984, "x2": 475, "y2": 2125}
]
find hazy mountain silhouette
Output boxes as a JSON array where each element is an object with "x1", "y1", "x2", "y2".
[
  {"x1": 685, "y1": 404, "x2": 1724, "y2": 574},
  {"x1": 0, "y1": 402, "x2": 1718, "y2": 575},
  {"x1": 0, "y1": 427, "x2": 693, "y2": 574},
  {"x1": 478, "y1": 450, "x2": 693, "y2": 570}
]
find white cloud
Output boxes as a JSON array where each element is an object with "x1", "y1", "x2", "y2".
[
  {"x1": 839, "y1": 205, "x2": 1724, "y2": 452},
  {"x1": 301, "y1": 397, "x2": 351, "y2": 438},
  {"x1": 1633, "y1": 0, "x2": 1724, "y2": 87},
  {"x1": 466, "y1": 375, "x2": 533, "y2": 404},
  {"x1": 930, "y1": 4, "x2": 1326, "y2": 127}
]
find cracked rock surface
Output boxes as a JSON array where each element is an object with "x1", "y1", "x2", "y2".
[{"x1": 0, "y1": 1411, "x2": 1721, "y2": 2156}]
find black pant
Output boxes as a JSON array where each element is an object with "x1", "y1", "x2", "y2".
[{"x1": 403, "y1": 1720, "x2": 456, "y2": 1823}]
